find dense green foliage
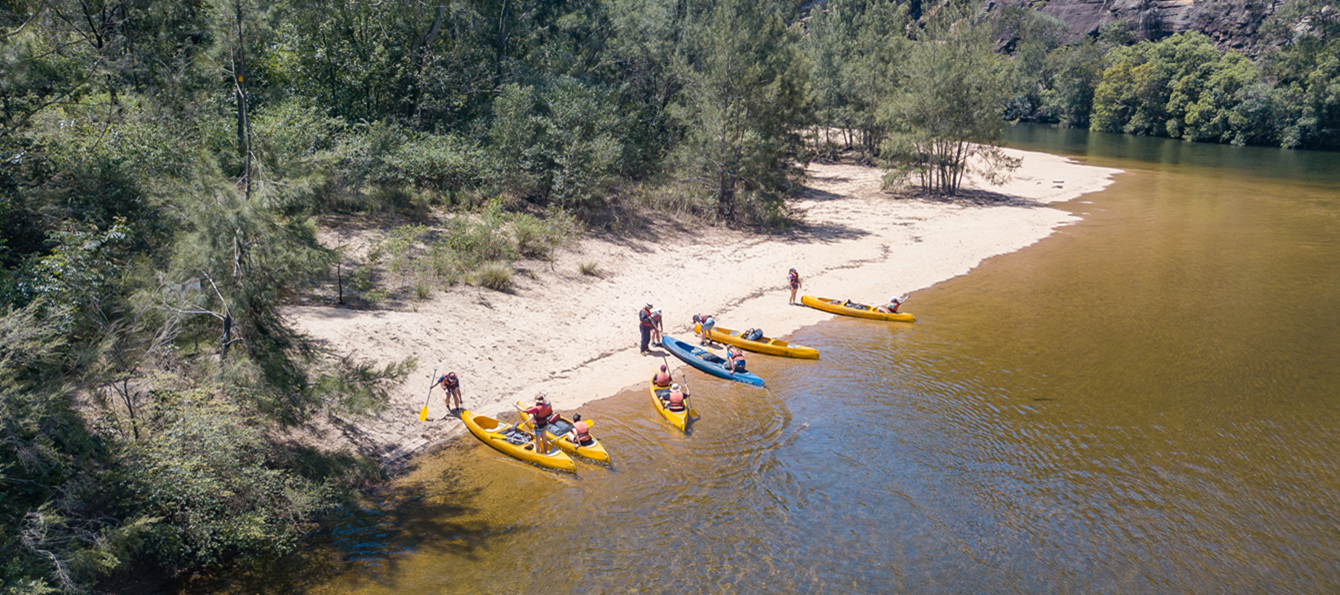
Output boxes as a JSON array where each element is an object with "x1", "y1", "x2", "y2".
[
  {"x1": 1001, "y1": 7, "x2": 1340, "y2": 150},
  {"x1": 4, "y1": 0, "x2": 1335, "y2": 589},
  {"x1": 878, "y1": 2, "x2": 1016, "y2": 194},
  {"x1": 0, "y1": 0, "x2": 817, "y2": 590}
]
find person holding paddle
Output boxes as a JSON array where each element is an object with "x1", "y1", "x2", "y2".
[
  {"x1": 666, "y1": 383, "x2": 689, "y2": 413},
  {"x1": 435, "y1": 371, "x2": 462, "y2": 412},
  {"x1": 522, "y1": 392, "x2": 559, "y2": 454},
  {"x1": 653, "y1": 364, "x2": 672, "y2": 387},
  {"x1": 876, "y1": 294, "x2": 910, "y2": 313}
]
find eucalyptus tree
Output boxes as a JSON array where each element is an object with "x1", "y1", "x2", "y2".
[
  {"x1": 671, "y1": 0, "x2": 808, "y2": 223},
  {"x1": 804, "y1": 0, "x2": 908, "y2": 154},
  {"x1": 878, "y1": 1, "x2": 1016, "y2": 196}
]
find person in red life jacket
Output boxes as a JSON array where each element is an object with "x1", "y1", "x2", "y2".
[
  {"x1": 692, "y1": 313, "x2": 716, "y2": 346},
  {"x1": 724, "y1": 345, "x2": 747, "y2": 373},
  {"x1": 787, "y1": 267, "x2": 801, "y2": 305},
  {"x1": 638, "y1": 303, "x2": 654, "y2": 354},
  {"x1": 651, "y1": 309, "x2": 664, "y2": 347},
  {"x1": 436, "y1": 371, "x2": 462, "y2": 412},
  {"x1": 523, "y1": 392, "x2": 560, "y2": 454},
  {"x1": 666, "y1": 383, "x2": 688, "y2": 412},
  {"x1": 565, "y1": 415, "x2": 596, "y2": 447},
  {"x1": 876, "y1": 294, "x2": 910, "y2": 314},
  {"x1": 652, "y1": 364, "x2": 672, "y2": 387}
]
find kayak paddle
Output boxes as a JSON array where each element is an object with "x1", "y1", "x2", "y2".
[
  {"x1": 419, "y1": 368, "x2": 437, "y2": 421},
  {"x1": 680, "y1": 370, "x2": 699, "y2": 418}
]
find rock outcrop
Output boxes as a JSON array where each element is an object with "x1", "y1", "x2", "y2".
[{"x1": 997, "y1": 0, "x2": 1285, "y2": 55}]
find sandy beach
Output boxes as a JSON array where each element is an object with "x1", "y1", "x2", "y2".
[{"x1": 284, "y1": 148, "x2": 1122, "y2": 464}]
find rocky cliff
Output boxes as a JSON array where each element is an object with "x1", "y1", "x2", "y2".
[{"x1": 998, "y1": 0, "x2": 1286, "y2": 54}]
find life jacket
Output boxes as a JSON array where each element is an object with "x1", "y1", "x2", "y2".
[
  {"x1": 639, "y1": 308, "x2": 654, "y2": 328},
  {"x1": 442, "y1": 373, "x2": 459, "y2": 388},
  {"x1": 728, "y1": 349, "x2": 746, "y2": 371},
  {"x1": 572, "y1": 421, "x2": 594, "y2": 445},
  {"x1": 653, "y1": 372, "x2": 672, "y2": 386},
  {"x1": 668, "y1": 392, "x2": 686, "y2": 412},
  {"x1": 530, "y1": 402, "x2": 556, "y2": 426},
  {"x1": 788, "y1": 270, "x2": 799, "y2": 286}
]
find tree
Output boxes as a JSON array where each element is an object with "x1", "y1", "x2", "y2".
[
  {"x1": 803, "y1": 0, "x2": 909, "y2": 155},
  {"x1": 670, "y1": 0, "x2": 808, "y2": 223},
  {"x1": 878, "y1": 2, "x2": 1016, "y2": 196}
]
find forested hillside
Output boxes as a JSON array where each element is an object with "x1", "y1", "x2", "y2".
[{"x1": 1, "y1": 0, "x2": 1335, "y2": 591}]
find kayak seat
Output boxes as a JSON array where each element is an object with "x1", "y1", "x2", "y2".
[{"x1": 654, "y1": 388, "x2": 671, "y2": 398}]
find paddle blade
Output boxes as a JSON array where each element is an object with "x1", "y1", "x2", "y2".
[{"x1": 419, "y1": 405, "x2": 429, "y2": 422}]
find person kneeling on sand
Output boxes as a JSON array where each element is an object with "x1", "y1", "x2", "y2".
[
  {"x1": 724, "y1": 345, "x2": 747, "y2": 373},
  {"x1": 653, "y1": 364, "x2": 672, "y2": 387},
  {"x1": 523, "y1": 393, "x2": 559, "y2": 454},
  {"x1": 877, "y1": 294, "x2": 910, "y2": 314},
  {"x1": 666, "y1": 383, "x2": 688, "y2": 412}
]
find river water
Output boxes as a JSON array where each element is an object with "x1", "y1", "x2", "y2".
[{"x1": 197, "y1": 127, "x2": 1340, "y2": 593}]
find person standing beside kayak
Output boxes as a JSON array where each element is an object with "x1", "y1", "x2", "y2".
[
  {"x1": 651, "y1": 309, "x2": 665, "y2": 347},
  {"x1": 524, "y1": 393, "x2": 559, "y2": 454},
  {"x1": 639, "y1": 303, "x2": 655, "y2": 354},
  {"x1": 693, "y1": 313, "x2": 716, "y2": 346},
  {"x1": 436, "y1": 371, "x2": 463, "y2": 412},
  {"x1": 787, "y1": 267, "x2": 801, "y2": 305}
]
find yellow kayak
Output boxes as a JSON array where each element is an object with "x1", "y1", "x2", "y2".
[
  {"x1": 649, "y1": 380, "x2": 689, "y2": 431},
  {"x1": 461, "y1": 410, "x2": 576, "y2": 472},
  {"x1": 801, "y1": 295, "x2": 915, "y2": 322},
  {"x1": 695, "y1": 323, "x2": 819, "y2": 359},
  {"x1": 514, "y1": 401, "x2": 610, "y2": 464}
]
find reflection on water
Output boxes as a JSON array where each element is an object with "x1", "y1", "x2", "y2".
[{"x1": 190, "y1": 128, "x2": 1340, "y2": 593}]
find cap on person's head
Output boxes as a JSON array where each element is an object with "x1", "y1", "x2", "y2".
[
  {"x1": 671, "y1": 383, "x2": 680, "y2": 391},
  {"x1": 790, "y1": 266, "x2": 796, "y2": 271},
  {"x1": 535, "y1": 392, "x2": 547, "y2": 403},
  {"x1": 660, "y1": 364, "x2": 667, "y2": 371},
  {"x1": 645, "y1": 303, "x2": 653, "y2": 308}
]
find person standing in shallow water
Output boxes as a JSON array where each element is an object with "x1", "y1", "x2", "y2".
[{"x1": 788, "y1": 267, "x2": 801, "y2": 305}]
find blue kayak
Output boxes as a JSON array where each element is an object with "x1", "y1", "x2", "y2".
[{"x1": 661, "y1": 335, "x2": 765, "y2": 387}]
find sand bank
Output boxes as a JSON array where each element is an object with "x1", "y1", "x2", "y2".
[{"x1": 284, "y1": 148, "x2": 1122, "y2": 463}]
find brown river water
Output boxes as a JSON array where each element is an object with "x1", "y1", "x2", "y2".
[{"x1": 189, "y1": 127, "x2": 1340, "y2": 593}]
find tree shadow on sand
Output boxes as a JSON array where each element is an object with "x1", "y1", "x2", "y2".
[{"x1": 901, "y1": 187, "x2": 1045, "y2": 209}]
